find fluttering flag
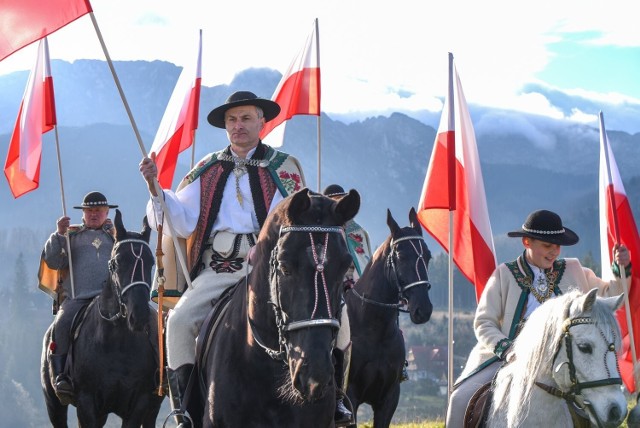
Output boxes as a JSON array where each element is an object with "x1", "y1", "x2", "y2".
[
  {"x1": 598, "y1": 111, "x2": 640, "y2": 393},
  {"x1": 4, "y1": 38, "x2": 56, "y2": 198},
  {"x1": 0, "y1": 0, "x2": 92, "y2": 62},
  {"x1": 149, "y1": 30, "x2": 202, "y2": 189},
  {"x1": 260, "y1": 19, "x2": 320, "y2": 146},
  {"x1": 416, "y1": 54, "x2": 497, "y2": 302}
]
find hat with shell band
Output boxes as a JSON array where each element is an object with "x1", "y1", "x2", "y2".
[
  {"x1": 73, "y1": 191, "x2": 118, "y2": 209},
  {"x1": 507, "y1": 209, "x2": 578, "y2": 246}
]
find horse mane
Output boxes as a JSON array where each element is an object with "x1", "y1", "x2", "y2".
[{"x1": 492, "y1": 288, "x2": 622, "y2": 427}]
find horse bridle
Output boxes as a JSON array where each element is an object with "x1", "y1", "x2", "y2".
[
  {"x1": 350, "y1": 235, "x2": 431, "y2": 311},
  {"x1": 99, "y1": 238, "x2": 152, "y2": 321},
  {"x1": 249, "y1": 225, "x2": 344, "y2": 363},
  {"x1": 535, "y1": 315, "x2": 621, "y2": 428}
]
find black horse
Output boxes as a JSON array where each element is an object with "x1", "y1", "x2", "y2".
[
  {"x1": 41, "y1": 209, "x2": 164, "y2": 427},
  {"x1": 345, "y1": 208, "x2": 433, "y2": 428},
  {"x1": 193, "y1": 188, "x2": 360, "y2": 427}
]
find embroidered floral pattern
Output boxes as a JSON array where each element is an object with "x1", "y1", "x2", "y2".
[
  {"x1": 278, "y1": 171, "x2": 302, "y2": 193},
  {"x1": 210, "y1": 254, "x2": 244, "y2": 273},
  {"x1": 349, "y1": 232, "x2": 365, "y2": 254}
]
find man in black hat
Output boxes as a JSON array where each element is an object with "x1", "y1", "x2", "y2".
[
  {"x1": 39, "y1": 191, "x2": 118, "y2": 405},
  {"x1": 140, "y1": 91, "x2": 314, "y2": 426},
  {"x1": 445, "y1": 209, "x2": 632, "y2": 427}
]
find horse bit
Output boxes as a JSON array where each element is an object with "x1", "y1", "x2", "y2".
[
  {"x1": 99, "y1": 238, "x2": 152, "y2": 321},
  {"x1": 536, "y1": 315, "x2": 621, "y2": 428},
  {"x1": 249, "y1": 225, "x2": 344, "y2": 363},
  {"x1": 351, "y1": 235, "x2": 431, "y2": 311}
]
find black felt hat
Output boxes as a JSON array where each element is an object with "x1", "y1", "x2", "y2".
[
  {"x1": 207, "y1": 91, "x2": 281, "y2": 128},
  {"x1": 507, "y1": 209, "x2": 579, "y2": 246},
  {"x1": 73, "y1": 191, "x2": 118, "y2": 209},
  {"x1": 322, "y1": 184, "x2": 347, "y2": 199}
]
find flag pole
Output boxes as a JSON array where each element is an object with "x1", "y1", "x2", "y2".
[
  {"x1": 314, "y1": 18, "x2": 322, "y2": 192},
  {"x1": 52, "y1": 125, "x2": 76, "y2": 299},
  {"x1": 87, "y1": 12, "x2": 192, "y2": 290},
  {"x1": 446, "y1": 52, "x2": 456, "y2": 400},
  {"x1": 600, "y1": 111, "x2": 638, "y2": 390}
]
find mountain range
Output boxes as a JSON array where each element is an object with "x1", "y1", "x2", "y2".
[{"x1": 1, "y1": 59, "x2": 640, "y2": 289}]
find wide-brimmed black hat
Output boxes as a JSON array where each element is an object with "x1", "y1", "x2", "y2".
[
  {"x1": 323, "y1": 184, "x2": 347, "y2": 199},
  {"x1": 73, "y1": 191, "x2": 118, "y2": 209},
  {"x1": 507, "y1": 209, "x2": 579, "y2": 246},
  {"x1": 207, "y1": 91, "x2": 281, "y2": 128}
]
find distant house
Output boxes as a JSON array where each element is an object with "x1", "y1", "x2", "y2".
[{"x1": 406, "y1": 345, "x2": 447, "y2": 382}]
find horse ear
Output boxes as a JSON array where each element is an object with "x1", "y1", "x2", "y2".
[
  {"x1": 335, "y1": 189, "x2": 360, "y2": 225},
  {"x1": 288, "y1": 188, "x2": 311, "y2": 223},
  {"x1": 141, "y1": 216, "x2": 151, "y2": 243},
  {"x1": 387, "y1": 209, "x2": 400, "y2": 235},
  {"x1": 408, "y1": 207, "x2": 422, "y2": 236},
  {"x1": 114, "y1": 209, "x2": 127, "y2": 241},
  {"x1": 602, "y1": 293, "x2": 625, "y2": 312},
  {"x1": 582, "y1": 287, "x2": 599, "y2": 312}
]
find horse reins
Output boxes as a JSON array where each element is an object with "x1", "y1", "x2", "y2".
[
  {"x1": 349, "y1": 235, "x2": 431, "y2": 312},
  {"x1": 98, "y1": 238, "x2": 152, "y2": 321},
  {"x1": 249, "y1": 225, "x2": 343, "y2": 363},
  {"x1": 535, "y1": 315, "x2": 621, "y2": 428}
]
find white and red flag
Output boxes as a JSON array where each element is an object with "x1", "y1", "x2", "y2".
[
  {"x1": 260, "y1": 19, "x2": 320, "y2": 147},
  {"x1": 4, "y1": 38, "x2": 56, "y2": 198},
  {"x1": 416, "y1": 54, "x2": 497, "y2": 302},
  {"x1": 598, "y1": 111, "x2": 640, "y2": 393},
  {"x1": 0, "y1": 0, "x2": 92, "y2": 62},
  {"x1": 150, "y1": 30, "x2": 202, "y2": 189}
]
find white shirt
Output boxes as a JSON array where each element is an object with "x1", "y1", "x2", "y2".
[{"x1": 146, "y1": 147, "x2": 284, "y2": 238}]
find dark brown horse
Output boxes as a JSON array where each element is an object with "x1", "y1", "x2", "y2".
[
  {"x1": 196, "y1": 188, "x2": 360, "y2": 427},
  {"x1": 345, "y1": 208, "x2": 433, "y2": 428},
  {"x1": 41, "y1": 210, "x2": 163, "y2": 427}
]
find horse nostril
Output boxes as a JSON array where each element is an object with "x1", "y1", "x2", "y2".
[{"x1": 607, "y1": 403, "x2": 624, "y2": 424}]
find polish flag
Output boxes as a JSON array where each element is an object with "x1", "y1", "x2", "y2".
[
  {"x1": 416, "y1": 54, "x2": 497, "y2": 301},
  {"x1": 4, "y1": 38, "x2": 56, "y2": 198},
  {"x1": 150, "y1": 30, "x2": 202, "y2": 189},
  {"x1": 260, "y1": 19, "x2": 320, "y2": 147},
  {"x1": 599, "y1": 111, "x2": 640, "y2": 393},
  {"x1": 0, "y1": 0, "x2": 92, "y2": 61}
]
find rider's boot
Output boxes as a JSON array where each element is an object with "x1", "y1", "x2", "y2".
[
  {"x1": 333, "y1": 346, "x2": 354, "y2": 426},
  {"x1": 167, "y1": 364, "x2": 194, "y2": 428},
  {"x1": 50, "y1": 353, "x2": 74, "y2": 406}
]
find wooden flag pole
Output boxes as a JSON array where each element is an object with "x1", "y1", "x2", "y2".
[{"x1": 88, "y1": 12, "x2": 192, "y2": 291}]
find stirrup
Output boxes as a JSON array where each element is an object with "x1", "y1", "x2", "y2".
[{"x1": 334, "y1": 397, "x2": 354, "y2": 426}]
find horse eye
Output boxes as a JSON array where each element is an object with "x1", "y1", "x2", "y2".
[
  {"x1": 577, "y1": 343, "x2": 593, "y2": 354},
  {"x1": 278, "y1": 262, "x2": 292, "y2": 276}
]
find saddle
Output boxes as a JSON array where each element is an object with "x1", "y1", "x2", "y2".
[{"x1": 464, "y1": 380, "x2": 493, "y2": 428}]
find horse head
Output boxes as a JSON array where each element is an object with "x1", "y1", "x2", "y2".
[
  {"x1": 385, "y1": 207, "x2": 433, "y2": 323},
  {"x1": 491, "y1": 288, "x2": 627, "y2": 427},
  {"x1": 106, "y1": 209, "x2": 154, "y2": 332},
  {"x1": 253, "y1": 188, "x2": 359, "y2": 402},
  {"x1": 550, "y1": 288, "x2": 627, "y2": 427}
]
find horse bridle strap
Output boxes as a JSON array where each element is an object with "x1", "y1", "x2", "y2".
[
  {"x1": 388, "y1": 235, "x2": 432, "y2": 293},
  {"x1": 537, "y1": 315, "x2": 621, "y2": 428},
  {"x1": 101, "y1": 238, "x2": 152, "y2": 321},
  {"x1": 284, "y1": 318, "x2": 340, "y2": 332}
]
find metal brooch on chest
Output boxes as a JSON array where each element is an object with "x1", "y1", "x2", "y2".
[{"x1": 92, "y1": 237, "x2": 102, "y2": 250}]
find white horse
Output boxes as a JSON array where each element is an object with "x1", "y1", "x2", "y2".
[{"x1": 487, "y1": 288, "x2": 627, "y2": 428}]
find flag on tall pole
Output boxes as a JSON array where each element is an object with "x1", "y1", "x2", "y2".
[
  {"x1": 4, "y1": 38, "x2": 56, "y2": 198},
  {"x1": 260, "y1": 18, "x2": 321, "y2": 146},
  {"x1": 416, "y1": 53, "x2": 497, "y2": 301},
  {"x1": 599, "y1": 111, "x2": 640, "y2": 393},
  {"x1": 0, "y1": 0, "x2": 92, "y2": 62},
  {"x1": 149, "y1": 30, "x2": 202, "y2": 189}
]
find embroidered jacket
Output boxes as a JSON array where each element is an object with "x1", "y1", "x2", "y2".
[
  {"x1": 148, "y1": 143, "x2": 305, "y2": 307},
  {"x1": 456, "y1": 254, "x2": 629, "y2": 385}
]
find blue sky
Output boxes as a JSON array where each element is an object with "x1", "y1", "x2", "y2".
[{"x1": 1, "y1": 0, "x2": 639, "y2": 130}]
